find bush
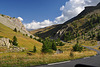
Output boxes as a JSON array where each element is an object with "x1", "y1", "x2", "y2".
[
  {"x1": 52, "y1": 42, "x2": 57, "y2": 51},
  {"x1": 26, "y1": 34, "x2": 28, "y2": 36},
  {"x1": 99, "y1": 47, "x2": 100, "y2": 49},
  {"x1": 1, "y1": 14, "x2": 4, "y2": 17},
  {"x1": 27, "y1": 52, "x2": 33, "y2": 56},
  {"x1": 59, "y1": 42, "x2": 65, "y2": 46},
  {"x1": 13, "y1": 28, "x2": 17, "y2": 32},
  {"x1": 0, "y1": 36, "x2": 3, "y2": 38},
  {"x1": 33, "y1": 46, "x2": 36, "y2": 53},
  {"x1": 70, "y1": 52, "x2": 74, "y2": 57},
  {"x1": 9, "y1": 40, "x2": 12, "y2": 43},
  {"x1": 73, "y1": 42, "x2": 83, "y2": 52},
  {"x1": 30, "y1": 35, "x2": 32, "y2": 39},
  {"x1": 23, "y1": 34, "x2": 25, "y2": 36},
  {"x1": 97, "y1": 32, "x2": 100, "y2": 41},
  {"x1": 47, "y1": 49, "x2": 53, "y2": 53}
]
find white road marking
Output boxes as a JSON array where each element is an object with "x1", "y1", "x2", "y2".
[
  {"x1": 83, "y1": 57, "x2": 90, "y2": 59},
  {"x1": 48, "y1": 61, "x2": 71, "y2": 65}
]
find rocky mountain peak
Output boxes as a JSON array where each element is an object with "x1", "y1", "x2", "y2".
[{"x1": 0, "y1": 14, "x2": 31, "y2": 36}]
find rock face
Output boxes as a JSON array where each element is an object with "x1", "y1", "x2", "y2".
[
  {"x1": 0, "y1": 14, "x2": 31, "y2": 36},
  {"x1": 0, "y1": 38, "x2": 25, "y2": 52},
  {"x1": 0, "y1": 38, "x2": 11, "y2": 48}
]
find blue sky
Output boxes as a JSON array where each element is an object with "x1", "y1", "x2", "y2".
[
  {"x1": 0, "y1": 0, "x2": 99, "y2": 29},
  {"x1": 0, "y1": 0, "x2": 68, "y2": 23}
]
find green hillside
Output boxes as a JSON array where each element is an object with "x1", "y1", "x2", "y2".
[
  {"x1": 32, "y1": 3, "x2": 100, "y2": 42},
  {"x1": 0, "y1": 23, "x2": 42, "y2": 52}
]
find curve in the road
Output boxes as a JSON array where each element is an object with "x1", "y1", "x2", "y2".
[{"x1": 33, "y1": 43, "x2": 100, "y2": 67}]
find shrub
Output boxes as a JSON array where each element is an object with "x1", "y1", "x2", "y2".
[
  {"x1": 99, "y1": 47, "x2": 100, "y2": 49},
  {"x1": 27, "y1": 52, "x2": 33, "y2": 56},
  {"x1": 73, "y1": 42, "x2": 83, "y2": 52},
  {"x1": 1, "y1": 14, "x2": 4, "y2": 17},
  {"x1": 97, "y1": 32, "x2": 100, "y2": 41},
  {"x1": 26, "y1": 34, "x2": 28, "y2": 36},
  {"x1": 9, "y1": 40, "x2": 12, "y2": 43},
  {"x1": 23, "y1": 34, "x2": 25, "y2": 36},
  {"x1": 18, "y1": 30, "x2": 20, "y2": 32},
  {"x1": 0, "y1": 36, "x2": 3, "y2": 38},
  {"x1": 59, "y1": 42, "x2": 65, "y2": 46},
  {"x1": 70, "y1": 52, "x2": 74, "y2": 57},
  {"x1": 33, "y1": 46, "x2": 36, "y2": 53},
  {"x1": 30, "y1": 35, "x2": 32, "y2": 39},
  {"x1": 52, "y1": 42, "x2": 57, "y2": 51},
  {"x1": 13, "y1": 28, "x2": 17, "y2": 32}
]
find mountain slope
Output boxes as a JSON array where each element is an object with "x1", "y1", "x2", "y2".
[
  {"x1": 30, "y1": 24, "x2": 62, "y2": 38},
  {"x1": 31, "y1": 2, "x2": 100, "y2": 41},
  {"x1": 0, "y1": 22, "x2": 42, "y2": 52}
]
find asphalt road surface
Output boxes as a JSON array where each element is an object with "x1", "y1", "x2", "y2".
[{"x1": 31, "y1": 42, "x2": 100, "y2": 67}]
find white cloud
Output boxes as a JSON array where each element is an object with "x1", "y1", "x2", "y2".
[
  {"x1": 60, "y1": 5, "x2": 64, "y2": 11},
  {"x1": 55, "y1": 0, "x2": 100, "y2": 23},
  {"x1": 18, "y1": 17, "x2": 23, "y2": 21},
  {"x1": 24, "y1": 0, "x2": 100, "y2": 29},
  {"x1": 24, "y1": 19, "x2": 53, "y2": 29}
]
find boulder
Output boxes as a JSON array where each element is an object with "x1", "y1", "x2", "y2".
[{"x1": 0, "y1": 38, "x2": 11, "y2": 48}]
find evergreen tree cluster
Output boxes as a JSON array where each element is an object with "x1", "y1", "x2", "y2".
[
  {"x1": 73, "y1": 41, "x2": 83, "y2": 52},
  {"x1": 42, "y1": 38, "x2": 57, "y2": 53}
]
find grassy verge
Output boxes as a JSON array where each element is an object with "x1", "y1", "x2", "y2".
[{"x1": 0, "y1": 46, "x2": 97, "y2": 67}]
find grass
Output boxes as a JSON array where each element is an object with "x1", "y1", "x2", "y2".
[
  {"x1": 0, "y1": 49, "x2": 97, "y2": 67},
  {"x1": 0, "y1": 23, "x2": 42, "y2": 52},
  {"x1": 92, "y1": 46, "x2": 100, "y2": 51},
  {"x1": 80, "y1": 40, "x2": 97, "y2": 46},
  {"x1": 0, "y1": 23, "x2": 97, "y2": 67}
]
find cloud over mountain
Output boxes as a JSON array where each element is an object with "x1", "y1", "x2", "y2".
[
  {"x1": 24, "y1": 0, "x2": 100, "y2": 29},
  {"x1": 24, "y1": 19, "x2": 53, "y2": 29},
  {"x1": 55, "y1": 0, "x2": 100, "y2": 24}
]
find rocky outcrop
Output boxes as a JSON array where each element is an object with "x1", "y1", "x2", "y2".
[
  {"x1": 0, "y1": 38, "x2": 11, "y2": 48},
  {"x1": 0, "y1": 14, "x2": 31, "y2": 36},
  {"x1": 0, "y1": 38, "x2": 25, "y2": 52}
]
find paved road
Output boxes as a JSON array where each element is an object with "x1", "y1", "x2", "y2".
[
  {"x1": 32, "y1": 43, "x2": 100, "y2": 67},
  {"x1": 29, "y1": 41, "x2": 100, "y2": 67},
  {"x1": 34, "y1": 55, "x2": 100, "y2": 67},
  {"x1": 83, "y1": 46, "x2": 100, "y2": 55}
]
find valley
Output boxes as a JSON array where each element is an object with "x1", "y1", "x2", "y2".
[{"x1": 0, "y1": 2, "x2": 100, "y2": 67}]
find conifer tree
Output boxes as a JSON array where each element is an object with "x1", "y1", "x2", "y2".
[
  {"x1": 42, "y1": 41, "x2": 48, "y2": 53},
  {"x1": 12, "y1": 36, "x2": 18, "y2": 46},
  {"x1": 52, "y1": 41, "x2": 57, "y2": 51}
]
